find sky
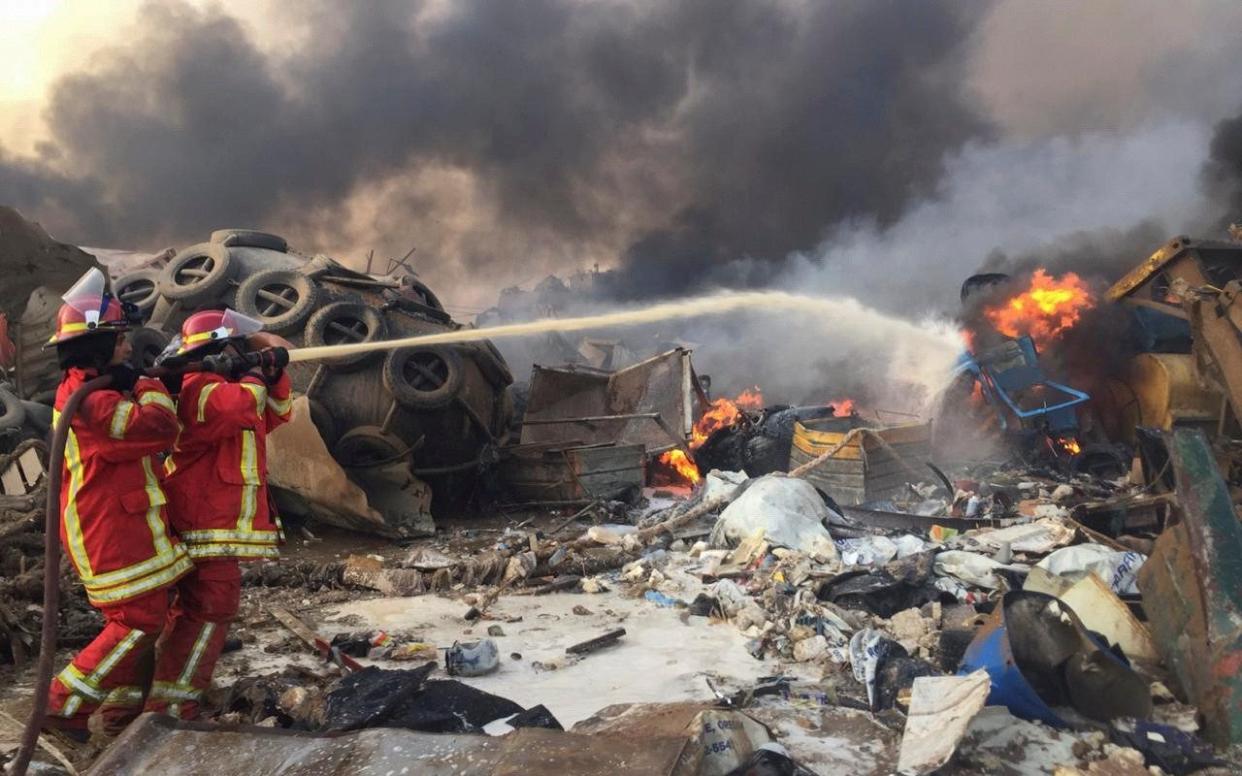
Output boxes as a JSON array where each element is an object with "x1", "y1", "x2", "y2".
[{"x1": 2, "y1": 0, "x2": 1242, "y2": 313}]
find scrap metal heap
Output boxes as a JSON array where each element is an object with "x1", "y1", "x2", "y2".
[{"x1": 4, "y1": 218, "x2": 1242, "y2": 774}]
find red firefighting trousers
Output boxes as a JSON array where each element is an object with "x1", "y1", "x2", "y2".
[
  {"x1": 47, "y1": 587, "x2": 169, "y2": 731},
  {"x1": 144, "y1": 559, "x2": 241, "y2": 719}
]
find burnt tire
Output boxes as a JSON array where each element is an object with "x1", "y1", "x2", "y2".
[
  {"x1": 333, "y1": 425, "x2": 408, "y2": 468},
  {"x1": 383, "y1": 346, "x2": 464, "y2": 411},
  {"x1": 473, "y1": 340, "x2": 513, "y2": 387},
  {"x1": 159, "y1": 242, "x2": 235, "y2": 304},
  {"x1": 307, "y1": 398, "x2": 340, "y2": 448},
  {"x1": 113, "y1": 270, "x2": 161, "y2": 319},
  {"x1": 403, "y1": 279, "x2": 444, "y2": 311},
  {"x1": 0, "y1": 387, "x2": 25, "y2": 432},
  {"x1": 126, "y1": 327, "x2": 171, "y2": 371},
  {"x1": 304, "y1": 301, "x2": 388, "y2": 370},
  {"x1": 235, "y1": 269, "x2": 320, "y2": 334},
  {"x1": 210, "y1": 229, "x2": 288, "y2": 253}
]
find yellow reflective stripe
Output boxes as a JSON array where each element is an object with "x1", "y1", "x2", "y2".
[
  {"x1": 196, "y1": 382, "x2": 219, "y2": 423},
  {"x1": 109, "y1": 400, "x2": 135, "y2": 439},
  {"x1": 103, "y1": 686, "x2": 144, "y2": 707},
  {"x1": 58, "y1": 665, "x2": 107, "y2": 702},
  {"x1": 59, "y1": 322, "x2": 91, "y2": 334},
  {"x1": 89, "y1": 630, "x2": 144, "y2": 683},
  {"x1": 150, "y1": 681, "x2": 203, "y2": 702},
  {"x1": 186, "y1": 543, "x2": 280, "y2": 560},
  {"x1": 184, "y1": 331, "x2": 216, "y2": 345},
  {"x1": 141, "y1": 458, "x2": 173, "y2": 557},
  {"x1": 266, "y1": 393, "x2": 292, "y2": 416},
  {"x1": 138, "y1": 390, "x2": 176, "y2": 413},
  {"x1": 240, "y1": 426, "x2": 260, "y2": 487},
  {"x1": 179, "y1": 623, "x2": 217, "y2": 686},
  {"x1": 165, "y1": 456, "x2": 177, "y2": 476},
  {"x1": 86, "y1": 553, "x2": 193, "y2": 605},
  {"x1": 179, "y1": 528, "x2": 280, "y2": 543},
  {"x1": 81, "y1": 540, "x2": 182, "y2": 590},
  {"x1": 60, "y1": 426, "x2": 94, "y2": 578},
  {"x1": 240, "y1": 381, "x2": 266, "y2": 415},
  {"x1": 61, "y1": 695, "x2": 84, "y2": 718}
]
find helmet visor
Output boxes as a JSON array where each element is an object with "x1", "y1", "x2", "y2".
[
  {"x1": 62, "y1": 268, "x2": 111, "y2": 322},
  {"x1": 220, "y1": 309, "x2": 265, "y2": 338},
  {"x1": 157, "y1": 335, "x2": 184, "y2": 364}
]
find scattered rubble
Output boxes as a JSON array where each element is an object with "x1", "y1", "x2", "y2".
[{"x1": 6, "y1": 221, "x2": 1242, "y2": 775}]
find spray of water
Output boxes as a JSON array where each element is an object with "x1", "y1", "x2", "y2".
[{"x1": 291, "y1": 290, "x2": 965, "y2": 400}]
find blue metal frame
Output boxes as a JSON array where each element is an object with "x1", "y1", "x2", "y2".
[{"x1": 952, "y1": 336, "x2": 1089, "y2": 435}]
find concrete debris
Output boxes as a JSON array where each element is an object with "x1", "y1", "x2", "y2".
[{"x1": 896, "y1": 670, "x2": 991, "y2": 775}]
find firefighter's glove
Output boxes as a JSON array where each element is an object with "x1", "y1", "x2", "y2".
[
  {"x1": 106, "y1": 364, "x2": 140, "y2": 392},
  {"x1": 257, "y1": 347, "x2": 289, "y2": 370}
]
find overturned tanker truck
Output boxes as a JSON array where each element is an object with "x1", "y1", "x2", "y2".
[{"x1": 12, "y1": 228, "x2": 515, "y2": 535}]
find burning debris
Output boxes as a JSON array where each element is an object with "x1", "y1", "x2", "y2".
[{"x1": 983, "y1": 269, "x2": 1095, "y2": 349}]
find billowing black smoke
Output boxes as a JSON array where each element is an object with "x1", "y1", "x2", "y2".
[
  {"x1": 0, "y1": 0, "x2": 991, "y2": 290},
  {"x1": 1206, "y1": 106, "x2": 1242, "y2": 230}
]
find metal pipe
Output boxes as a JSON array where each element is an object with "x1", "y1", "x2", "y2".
[{"x1": 12, "y1": 374, "x2": 110, "y2": 776}]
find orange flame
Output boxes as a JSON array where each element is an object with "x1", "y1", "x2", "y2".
[
  {"x1": 657, "y1": 449, "x2": 702, "y2": 485},
  {"x1": 691, "y1": 387, "x2": 763, "y2": 448},
  {"x1": 829, "y1": 398, "x2": 855, "y2": 417},
  {"x1": 655, "y1": 387, "x2": 765, "y2": 487},
  {"x1": 1058, "y1": 437, "x2": 1082, "y2": 455},
  {"x1": 984, "y1": 269, "x2": 1093, "y2": 350}
]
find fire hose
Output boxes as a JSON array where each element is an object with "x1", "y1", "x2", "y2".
[
  {"x1": 11, "y1": 289, "x2": 960, "y2": 772},
  {"x1": 10, "y1": 348, "x2": 285, "y2": 776}
]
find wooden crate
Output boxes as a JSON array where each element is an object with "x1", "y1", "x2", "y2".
[{"x1": 788, "y1": 417, "x2": 931, "y2": 506}]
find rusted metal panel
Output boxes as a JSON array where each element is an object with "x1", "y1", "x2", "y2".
[
  {"x1": 499, "y1": 443, "x2": 646, "y2": 503},
  {"x1": 520, "y1": 349, "x2": 694, "y2": 452},
  {"x1": 1137, "y1": 428, "x2": 1242, "y2": 746},
  {"x1": 789, "y1": 417, "x2": 931, "y2": 506},
  {"x1": 1106, "y1": 235, "x2": 1194, "y2": 301}
]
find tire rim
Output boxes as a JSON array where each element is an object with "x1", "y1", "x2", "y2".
[
  {"x1": 254, "y1": 282, "x2": 300, "y2": 318},
  {"x1": 323, "y1": 315, "x2": 371, "y2": 345},
  {"x1": 175, "y1": 255, "x2": 217, "y2": 286},
  {"x1": 403, "y1": 351, "x2": 452, "y2": 392},
  {"x1": 118, "y1": 278, "x2": 156, "y2": 305}
]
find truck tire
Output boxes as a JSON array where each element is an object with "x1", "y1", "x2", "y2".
[
  {"x1": 159, "y1": 242, "x2": 235, "y2": 304},
  {"x1": 126, "y1": 327, "x2": 171, "y2": 370},
  {"x1": 473, "y1": 340, "x2": 513, "y2": 387},
  {"x1": 304, "y1": 301, "x2": 388, "y2": 370},
  {"x1": 235, "y1": 269, "x2": 320, "y2": 334},
  {"x1": 210, "y1": 229, "x2": 288, "y2": 253},
  {"x1": 0, "y1": 387, "x2": 26, "y2": 432},
  {"x1": 403, "y1": 278, "x2": 444, "y2": 311},
  {"x1": 113, "y1": 269, "x2": 161, "y2": 319},
  {"x1": 333, "y1": 425, "x2": 408, "y2": 469},
  {"x1": 382, "y1": 345, "x2": 464, "y2": 411},
  {"x1": 307, "y1": 398, "x2": 340, "y2": 448}
]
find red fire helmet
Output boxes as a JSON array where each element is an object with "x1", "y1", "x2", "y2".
[
  {"x1": 47, "y1": 268, "x2": 129, "y2": 347},
  {"x1": 174, "y1": 308, "x2": 264, "y2": 356}
]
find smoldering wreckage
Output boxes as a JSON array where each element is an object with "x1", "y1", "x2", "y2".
[{"x1": 2, "y1": 207, "x2": 1242, "y2": 775}]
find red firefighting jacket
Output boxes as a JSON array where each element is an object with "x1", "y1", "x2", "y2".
[
  {"x1": 163, "y1": 370, "x2": 292, "y2": 560},
  {"x1": 55, "y1": 368, "x2": 193, "y2": 606}
]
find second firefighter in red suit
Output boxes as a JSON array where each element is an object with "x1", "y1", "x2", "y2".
[
  {"x1": 44, "y1": 269, "x2": 193, "y2": 736},
  {"x1": 145, "y1": 309, "x2": 292, "y2": 719}
]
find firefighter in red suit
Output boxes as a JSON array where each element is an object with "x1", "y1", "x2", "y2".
[
  {"x1": 44, "y1": 268, "x2": 193, "y2": 736},
  {"x1": 145, "y1": 308, "x2": 292, "y2": 719}
]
